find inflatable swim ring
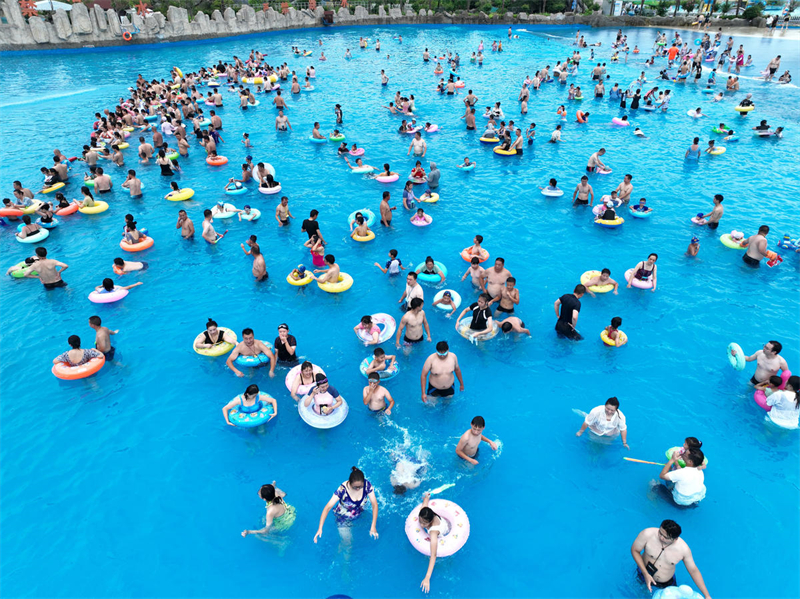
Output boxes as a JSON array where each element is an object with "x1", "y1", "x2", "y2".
[
  {"x1": 433, "y1": 289, "x2": 462, "y2": 311},
  {"x1": 298, "y1": 393, "x2": 348, "y2": 429},
  {"x1": 42, "y1": 182, "x2": 65, "y2": 194},
  {"x1": 225, "y1": 184, "x2": 247, "y2": 195},
  {"x1": 580, "y1": 270, "x2": 614, "y2": 294},
  {"x1": 317, "y1": 273, "x2": 354, "y2": 293},
  {"x1": 624, "y1": 268, "x2": 653, "y2": 289},
  {"x1": 709, "y1": 147, "x2": 726, "y2": 155},
  {"x1": 348, "y1": 208, "x2": 376, "y2": 228},
  {"x1": 456, "y1": 319, "x2": 500, "y2": 341},
  {"x1": 194, "y1": 327, "x2": 236, "y2": 357},
  {"x1": 330, "y1": 134, "x2": 346, "y2": 142},
  {"x1": 78, "y1": 201, "x2": 109, "y2": 215},
  {"x1": 754, "y1": 369, "x2": 792, "y2": 411},
  {"x1": 355, "y1": 313, "x2": 396, "y2": 344},
  {"x1": 376, "y1": 174, "x2": 400, "y2": 183},
  {"x1": 419, "y1": 193, "x2": 439, "y2": 203},
  {"x1": 309, "y1": 136, "x2": 327, "y2": 144},
  {"x1": 258, "y1": 184, "x2": 282, "y2": 195},
  {"x1": 611, "y1": 117, "x2": 629, "y2": 126},
  {"x1": 493, "y1": 147, "x2": 517, "y2": 156},
  {"x1": 460, "y1": 248, "x2": 489, "y2": 263},
  {"x1": 9, "y1": 262, "x2": 37, "y2": 279},
  {"x1": 240, "y1": 209, "x2": 261, "y2": 222},
  {"x1": 720, "y1": 234, "x2": 746, "y2": 249},
  {"x1": 594, "y1": 217, "x2": 624, "y2": 228},
  {"x1": 727, "y1": 342, "x2": 745, "y2": 370},
  {"x1": 229, "y1": 393, "x2": 276, "y2": 428},
  {"x1": 88, "y1": 288, "x2": 129, "y2": 304},
  {"x1": 52, "y1": 354, "x2": 106, "y2": 380},
  {"x1": 212, "y1": 203, "x2": 239, "y2": 219},
  {"x1": 350, "y1": 166, "x2": 375, "y2": 174},
  {"x1": 600, "y1": 329, "x2": 628, "y2": 347},
  {"x1": 120, "y1": 236, "x2": 154, "y2": 252},
  {"x1": 206, "y1": 156, "x2": 228, "y2": 166},
  {"x1": 287, "y1": 271, "x2": 314, "y2": 286},
  {"x1": 17, "y1": 229, "x2": 49, "y2": 244},
  {"x1": 405, "y1": 499, "x2": 470, "y2": 557},
  {"x1": 165, "y1": 188, "x2": 194, "y2": 201},
  {"x1": 349, "y1": 148, "x2": 365, "y2": 156},
  {"x1": 359, "y1": 356, "x2": 399, "y2": 380},
  {"x1": 734, "y1": 105, "x2": 754, "y2": 113},
  {"x1": 479, "y1": 137, "x2": 500, "y2": 144},
  {"x1": 233, "y1": 345, "x2": 274, "y2": 368},
  {"x1": 629, "y1": 208, "x2": 653, "y2": 219},
  {"x1": 285, "y1": 363, "x2": 326, "y2": 395},
  {"x1": 411, "y1": 214, "x2": 433, "y2": 227},
  {"x1": 415, "y1": 261, "x2": 447, "y2": 283},
  {"x1": 541, "y1": 188, "x2": 563, "y2": 197}
]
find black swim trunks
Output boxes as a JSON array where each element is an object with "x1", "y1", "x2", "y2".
[
  {"x1": 555, "y1": 320, "x2": 583, "y2": 340},
  {"x1": 636, "y1": 568, "x2": 677, "y2": 589},
  {"x1": 750, "y1": 375, "x2": 762, "y2": 385},
  {"x1": 280, "y1": 219, "x2": 289, "y2": 226},
  {"x1": 742, "y1": 254, "x2": 760, "y2": 267},
  {"x1": 575, "y1": 199, "x2": 589, "y2": 205},
  {"x1": 495, "y1": 305, "x2": 514, "y2": 314},
  {"x1": 466, "y1": 126, "x2": 475, "y2": 130},
  {"x1": 103, "y1": 346, "x2": 116, "y2": 361},
  {"x1": 707, "y1": 221, "x2": 719, "y2": 230},
  {"x1": 427, "y1": 384, "x2": 455, "y2": 397},
  {"x1": 404, "y1": 335, "x2": 423, "y2": 344},
  {"x1": 43, "y1": 280, "x2": 67, "y2": 290},
  {"x1": 516, "y1": 148, "x2": 523, "y2": 157}
]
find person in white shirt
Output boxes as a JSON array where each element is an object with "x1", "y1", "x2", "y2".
[
  {"x1": 575, "y1": 397, "x2": 629, "y2": 448},
  {"x1": 766, "y1": 375, "x2": 799, "y2": 430},
  {"x1": 398, "y1": 271, "x2": 424, "y2": 311},
  {"x1": 659, "y1": 449, "x2": 706, "y2": 506}
]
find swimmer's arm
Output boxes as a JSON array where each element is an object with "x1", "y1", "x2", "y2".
[
  {"x1": 422, "y1": 312, "x2": 432, "y2": 342},
  {"x1": 659, "y1": 457, "x2": 677, "y2": 480},
  {"x1": 480, "y1": 434, "x2": 498, "y2": 450},
  {"x1": 395, "y1": 319, "x2": 405, "y2": 348},
  {"x1": 453, "y1": 356, "x2": 464, "y2": 391},
  {"x1": 313, "y1": 494, "x2": 339, "y2": 543},
  {"x1": 553, "y1": 298, "x2": 562, "y2": 317},
  {"x1": 683, "y1": 548, "x2": 711, "y2": 599},
  {"x1": 384, "y1": 390, "x2": 395, "y2": 415},
  {"x1": 454, "y1": 307, "x2": 470, "y2": 326},
  {"x1": 221, "y1": 396, "x2": 240, "y2": 425},
  {"x1": 420, "y1": 359, "x2": 432, "y2": 401},
  {"x1": 226, "y1": 346, "x2": 244, "y2": 377}
]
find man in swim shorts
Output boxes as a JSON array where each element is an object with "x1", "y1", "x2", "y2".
[
  {"x1": 25, "y1": 247, "x2": 68, "y2": 289},
  {"x1": 732, "y1": 340, "x2": 788, "y2": 385},
  {"x1": 362, "y1": 372, "x2": 395, "y2": 415},
  {"x1": 177, "y1": 209, "x2": 194, "y2": 238},
  {"x1": 741, "y1": 225, "x2": 770, "y2": 267},
  {"x1": 572, "y1": 175, "x2": 594, "y2": 206},
  {"x1": 631, "y1": 520, "x2": 711, "y2": 599},
  {"x1": 275, "y1": 196, "x2": 294, "y2": 227},
  {"x1": 275, "y1": 110, "x2": 292, "y2": 131},
  {"x1": 227, "y1": 327, "x2": 276, "y2": 378},
  {"x1": 701, "y1": 194, "x2": 723, "y2": 229},
  {"x1": 554, "y1": 284, "x2": 585, "y2": 340},
  {"x1": 481, "y1": 257, "x2": 513, "y2": 299},
  {"x1": 489, "y1": 276, "x2": 519, "y2": 316},
  {"x1": 407, "y1": 132, "x2": 427, "y2": 157},
  {"x1": 89, "y1": 315, "x2": 118, "y2": 361},
  {"x1": 420, "y1": 341, "x2": 464, "y2": 402},
  {"x1": 615, "y1": 174, "x2": 633, "y2": 203},
  {"x1": 396, "y1": 297, "x2": 431, "y2": 348},
  {"x1": 586, "y1": 148, "x2": 607, "y2": 173}
]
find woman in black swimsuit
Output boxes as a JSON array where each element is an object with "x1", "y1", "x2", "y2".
[{"x1": 627, "y1": 253, "x2": 658, "y2": 292}]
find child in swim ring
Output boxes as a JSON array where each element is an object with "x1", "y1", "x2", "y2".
[
  {"x1": 410, "y1": 161, "x2": 426, "y2": 180},
  {"x1": 432, "y1": 291, "x2": 458, "y2": 316},
  {"x1": 465, "y1": 235, "x2": 484, "y2": 257},
  {"x1": 411, "y1": 208, "x2": 430, "y2": 225},
  {"x1": 539, "y1": 178, "x2": 560, "y2": 193},
  {"x1": 730, "y1": 230, "x2": 745, "y2": 246},
  {"x1": 755, "y1": 375, "x2": 783, "y2": 397},
  {"x1": 604, "y1": 317, "x2": 624, "y2": 346},
  {"x1": 631, "y1": 198, "x2": 651, "y2": 213},
  {"x1": 458, "y1": 157, "x2": 476, "y2": 169},
  {"x1": 289, "y1": 264, "x2": 307, "y2": 281}
]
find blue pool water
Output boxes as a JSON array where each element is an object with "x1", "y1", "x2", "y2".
[{"x1": 1, "y1": 24, "x2": 798, "y2": 599}]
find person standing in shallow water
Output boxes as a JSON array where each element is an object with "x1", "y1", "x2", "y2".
[
  {"x1": 554, "y1": 284, "x2": 585, "y2": 340},
  {"x1": 313, "y1": 467, "x2": 379, "y2": 545}
]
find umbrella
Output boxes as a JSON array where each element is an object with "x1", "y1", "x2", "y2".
[{"x1": 34, "y1": 1, "x2": 73, "y2": 11}]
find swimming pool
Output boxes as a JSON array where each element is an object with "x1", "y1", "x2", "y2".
[{"x1": 1, "y1": 24, "x2": 798, "y2": 599}]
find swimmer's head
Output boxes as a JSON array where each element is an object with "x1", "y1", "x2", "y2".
[
  {"x1": 435, "y1": 340, "x2": 449, "y2": 356},
  {"x1": 691, "y1": 237, "x2": 699, "y2": 244},
  {"x1": 368, "y1": 372, "x2": 380, "y2": 385},
  {"x1": 393, "y1": 485, "x2": 409, "y2": 495},
  {"x1": 102, "y1": 278, "x2": 114, "y2": 291},
  {"x1": 731, "y1": 230, "x2": 744, "y2": 241},
  {"x1": 684, "y1": 448, "x2": 705, "y2": 468},
  {"x1": 419, "y1": 507, "x2": 438, "y2": 527},
  {"x1": 611, "y1": 316, "x2": 622, "y2": 328},
  {"x1": 501, "y1": 322, "x2": 513, "y2": 333},
  {"x1": 443, "y1": 291, "x2": 452, "y2": 299}
]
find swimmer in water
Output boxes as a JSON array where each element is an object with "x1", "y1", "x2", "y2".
[
  {"x1": 582, "y1": 268, "x2": 619, "y2": 297},
  {"x1": 455, "y1": 415, "x2": 497, "y2": 465},
  {"x1": 390, "y1": 458, "x2": 423, "y2": 494},
  {"x1": 497, "y1": 317, "x2": 530, "y2": 335},
  {"x1": 686, "y1": 236, "x2": 700, "y2": 257},
  {"x1": 362, "y1": 372, "x2": 395, "y2": 415}
]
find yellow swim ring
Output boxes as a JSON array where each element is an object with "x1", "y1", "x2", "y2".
[
  {"x1": 317, "y1": 273, "x2": 354, "y2": 293},
  {"x1": 580, "y1": 270, "x2": 614, "y2": 293},
  {"x1": 600, "y1": 329, "x2": 628, "y2": 347}
]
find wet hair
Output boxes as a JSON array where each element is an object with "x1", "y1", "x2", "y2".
[
  {"x1": 410, "y1": 297, "x2": 423, "y2": 310},
  {"x1": 324, "y1": 254, "x2": 335, "y2": 265},
  {"x1": 605, "y1": 396, "x2": 620, "y2": 408},
  {"x1": 418, "y1": 506, "x2": 439, "y2": 526},
  {"x1": 501, "y1": 322, "x2": 513, "y2": 333},
  {"x1": 474, "y1": 234, "x2": 483, "y2": 243},
  {"x1": 35, "y1": 247, "x2": 47, "y2": 257},
  {"x1": 758, "y1": 225, "x2": 770, "y2": 235},
  {"x1": 204, "y1": 209, "x2": 212, "y2": 217},
  {"x1": 684, "y1": 437, "x2": 702, "y2": 449},
  {"x1": 506, "y1": 277, "x2": 516, "y2": 284},
  {"x1": 300, "y1": 360, "x2": 314, "y2": 372},
  {"x1": 767, "y1": 340, "x2": 782, "y2": 354},
  {"x1": 22, "y1": 215, "x2": 31, "y2": 225},
  {"x1": 315, "y1": 373, "x2": 328, "y2": 385},
  {"x1": 611, "y1": 316, "x2": 622, "y2": 328},
  {"x1": 373, "y1": 347, "x2": 385, "y2": 357},
  {"x1": 648, "y1": 253, "x2": 659, "y2": 260},
  {"x1": 393, "y1": 485, "x2": 408, "y2": 495},
  {"x1": 101, "y1": 278, "x2": 114, "y2": 291},
  {"x1": 407, "y1": 271, "x2": 418, "y2": 280},
  {"x1": 361, "y1": 315, "x2": 373, "y2": 326},
  {"x1": 471, "y1": 257, "x2": 480, "y2": 265},
  {"x1": 242, "y1": 328, "x2": 254, "y2": 336},
  {"x1": 259, "y1": 484, "x2": 283, "y2": 504},
  {"x1": 495, "y1": 257, "x2": 505, "y2": 265},
  {"x1": 661, "y1": 519, "x2": 682, "y2": 539},
  {"x1": 574, "y1": 284, "x2": 587, "y2": 294},
  {"x1": 68, "y1": 335, "x2": 81, "y2": 349},
  {"x1": 601, "y1": 268, "x2": 611, "y2": 275},
  {"x1": 245, "y1": 384, "x2": 260, "y2": 396},
  {"x1": 478, "y1": 293, "x2": 491, "y2": 303},
  {"x1": 348, "y1": 466, "x2": 365, "y2": 485},
  {"x1": 89, "y1": 316, "x2": 102, "y2": 326},
  {"x1": 206, "y1": 318, "x2": 218, "y2": 329},
  {"x1": 471, "y1": 415, "x2": 486, "y2": 427},
  {"x1": 684, "y1": 448, "x2": 705, "y2": 467},
  {"x1": 766, "y1": 375, "x2": 782, "y2": 387},
  {"x1": 389, "y1": 249, "x2": 398, "y2": 258},
  {"x1": 436, "y1": 340, "x2": 449, "y2": 352}
]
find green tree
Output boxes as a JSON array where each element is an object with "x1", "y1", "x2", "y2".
[
  {"x1": 681, "y1": 0, "x2": 696, "y2": 13},
  {"x1": 719, "y1": 0, "x2": 730, "y2": 14}
]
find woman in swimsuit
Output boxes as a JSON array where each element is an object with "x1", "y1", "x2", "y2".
[
  {"x1": 627, "y1": 253, "x2": 658, "y2": 292},
  {"x1": 242, "y1": 482, "x2": 295, "y2": 537},
  {"x1": 156, "y1": 149, "x2": 177, "y2": 176},
  {"x1": 402, "y1": 181, "x2": 418, "y2": 210},
  {"x1": 289, "y1": 360, "x2": 320, "y2": 401},
  {"x1": 313, "y1": 467, "x2": 379, "y2": 544},
  {"x1": 193, "y1": 318, "x2": 236, "y2": 351},
  {"x1": 417, "y1": 492, "x2": 450, "y2": 593},
  {"x1": 354, "y1": 315, "x2": 381, "y2": 345},
  {"x1": 304, "y1": 234, "x2": 325, "y2": 268}
]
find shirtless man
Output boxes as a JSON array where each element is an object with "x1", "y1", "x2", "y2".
[
  {"x1": 497, "y1": 316, "x2": 530, "y2": 335},
  {"x1": 25, "y1": 247, "x2": 68, "y2": 289},
  {"x1": 93, "y1": 167, "x2": 112, "y2": 193},
  {"x1": 455, "y1": 415, "x2": 498, "y2": 465},
  {"x1": 420, "y1": 341, "x2": 464, "y2": 402},
  {"x1": 732, "y1": 340, "x2": 788, "y2": 384},
  {"x1": 741, "y1": 225, "x2": 770, "y2": 267},
  {"x1": 764, "y1": 55, "x2": 780, "y2": 82},
  {"x1": 249, "y1": 245, "x2": 267, "y2": 281},
  {"x1": 210, "y1": 111, "x2": 223, "y2": 130},
  {"x1": 572, "y1": 175, "x2": 594, "y2": 206},
  {"x1": 201, "y1": 209, "x2": 222, "y2": 243},
  {"x1": 122, "y1": 170, "x2": 143, "y2": 197},
  {"x1": 489, "y1": 276, "x2": 519, "y2": 317},
  {"x1": 89, "y1": 315, "x2": 118, "y2": 360},
  {"x1": 407, "y1": 132, "x2": 427, "y2": 157},
  {"x1": 701, "y1": 194, "x2": 724, "y2": 230},
  {"x1": 582, "y1": 268, "x2": 619, "y2": 297},
  {"x1": 226, "y1": 327, "x2": 276, "y2": 378},
  {"x1": 275, "y1": 196, "x2": 294, "y2": 226},
  {"x1": 312, "y1": 254, "x2": 340, "y2": 284},
  {"x1": 363, "y1": 373, "x2": 395, "y2": 415},
  {"x1": 13, "y1": 180, "x2": 34, "y2": 199},
  {"x1": 395, "y1": 297, "x2": 432, "y2": 348},
  {"x1": 464, "y1": 89, "x2": 479, "y2": 107},
  {"x1": 176, "y1": 209, "x2": 194, "y2": 238},
  {"x1": 586, "y1": 148, "x2": 608, "y2": 173},
  {"x1": 275, "y1": 109, "x2": 292, "y2": 131},
  {"x1": 461, "y1": 256, "x2": 486, "y2": 289},
  {"x1": 379, "y1": 191, "x2": 395, "y2": 226},
  {"x1": 631, "y1": 520, "x2": 711, "y2": 598},
  {"x1": 273, "y1": 90, "x2": 287, "y2": 109},
  {"x1": 481, "y1": 258, "x2": 513, "y2": 299},
  {"x1": 615, "y1": 174, "x2": 633, "y2": 204}
]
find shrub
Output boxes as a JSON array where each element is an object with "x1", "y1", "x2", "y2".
[{"x1": 741, "y1": 3, "x2": 762, "y2": 18}]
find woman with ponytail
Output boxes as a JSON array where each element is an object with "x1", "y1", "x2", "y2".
[{"x1": 241, "y1": 482, "x2": 295, "y2": 536}]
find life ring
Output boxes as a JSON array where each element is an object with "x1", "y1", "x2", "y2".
[
  {"x1": 611, "y1": 117, "x2": 629, "y2": 126},
  {"x1": 352, "y1": 231, "x2": 375, "y2": 242},
  {"x1": 206, "y1": 156, "x2": 228, "y2": 166},
  {"x1": 629, "y1": 207, "x2": 653, "y2": 219},
  {"x1": 576, "y1": 111, "x2": 587, "y2": 124},
  {"x1": 355, "y1": 313, "x2": 397, "y2": 344},
  {"x1": 727, "y1": 342, "x2": 745, "y2": 371},
  {"x1": 405, "y1": 499, "x2": 470, "y2": 558},
  {"x1": 479, "y1": 137, "x2": 500, "y2": 144},
  {"x1": 16, "y1": 229, "x2": 49, "y2": 244},
  {"x1": 541, "y1": 188, "x2": 563, "y2": 197},
  {"x1": 493, "y1": 147, "x2": 517, "y2": 156},
  {"x1": 317, "y1": 273, "x2": 354, "y2": 293},
  {"x1": 348, "y1": 208, "x2": 376, "y2": 228},
  {"x1": 119, "y1": 236, "x2": 154, "y2": 252},
  {"x1": 734, "y1": 105, "x2": 754, "y2": 113},
  {"x1": 232, "y1": 344, "x2": 274, "y2": 369},
  {"x1": 258, "y1": 184, "x2": 282, "y2": 195},
  {"x1": 286, "y1": 271, "x2": 314, "y2": 286},
  {"x1": 376, "y1": 174, "x2": 399, "y2": 183},
  {"x1": 165, "y1": 188, "x2": 194, "y2": 201},
  {"x1": 457, "y1": 319, "x2": 500, "y2": 341},
  {"x1": 284, "y1": 364, "x2": 326, "y2": 395},
  {"x1": 52, "y1": 354, "x2": 106, "y2": 380},
  {"x1": 298, "y1": 393, "x2": 348, "y2": 429},
  {"x1": 89, "y1": 288, "x2": 129, "y2": 304},
  {"x1": 193, "y1": 327, "x2": 236, "y2": 357},
  {"x1": 240, "y1": 209, "x2": 261, "y2": 222},
  {"x1": 709, "y1": 147, "x2": 726, "y2": 156},
  {"x1": 594, "y1": 217, "x2": 624, "y2": 228},
  {"x1": 414, "y1": 261, "x2": 447, "y2": 283},
  {"x1": 228, "y1": 393, "x2": 276, "y2": 428},
  {"x1": 411, "y1": 214, "x2": 433, "y2": 227},
  {"x1": 122, "y1": 31, "x2": 132, "y2": 41},
  {"x1": 360, "y1": 356, "x2": 399, "y2": 380},
  {"x1": 624, "y1": 268, "x2": 653, "y2": 290},
  {"x1": 349, "y1": 148, "x2": 365, "y2": 156},
  {"x1": 42, "y1": 182, "x2": 65, "y2": 194},
  {"x1": 580, "y1": 270, "x2": 614, "y2": 294},
  {"x1": 720, "y1": 234, "x2": 746, "y2": 250},
  {"x1": 460, "y1": 248, "x2": 489, "y2": 263},
  {"x1": 78, "y1": 201, "x2": 109, "y2": 215},
  {"x1": 600, "y1": 329, "x2": 628, "y2": 347},
  {"x1": 433, "y1": 289, "x2": 462, "y2": 311},
  {"x1": 754, "y1": 370, "x2": 792, "y2": 411}
]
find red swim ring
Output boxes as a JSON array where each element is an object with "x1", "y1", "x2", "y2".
[{"x1": 123, "y1": 31, "x2": 132, "y2": 41}]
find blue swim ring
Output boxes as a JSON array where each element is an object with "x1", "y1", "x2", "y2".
[
  {"x1": 415, "y1": 261, "x2": 447, "y2": 283},
  {"x1": 360, "y1": 356, "x2": 399, "y2": 380},
  {"x1": 229, "y1": 393, "x2": 276, "y2": 428},
  {"x1": 348, "y1": 208, "x2": 376, "y2": 228},
  {"x1": 629, "y1": 208, "x2": 653, "y2": 219},
  {"x1": 36, "y1": 218, "x2": 59, "y2": 229},
  {"x1": 225, "y1": 184, "x2": 248, "y2": 195},
  {"x1": 234, "y1": 342, "x2": 274, "y2": 368},
  {"x1": 309, "y1": 136, "x2": 328, "y2": 144}
]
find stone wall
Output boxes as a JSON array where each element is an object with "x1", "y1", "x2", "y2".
[{"x1": 0, "y1": 0, "x2": 755, "y2": 52}]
